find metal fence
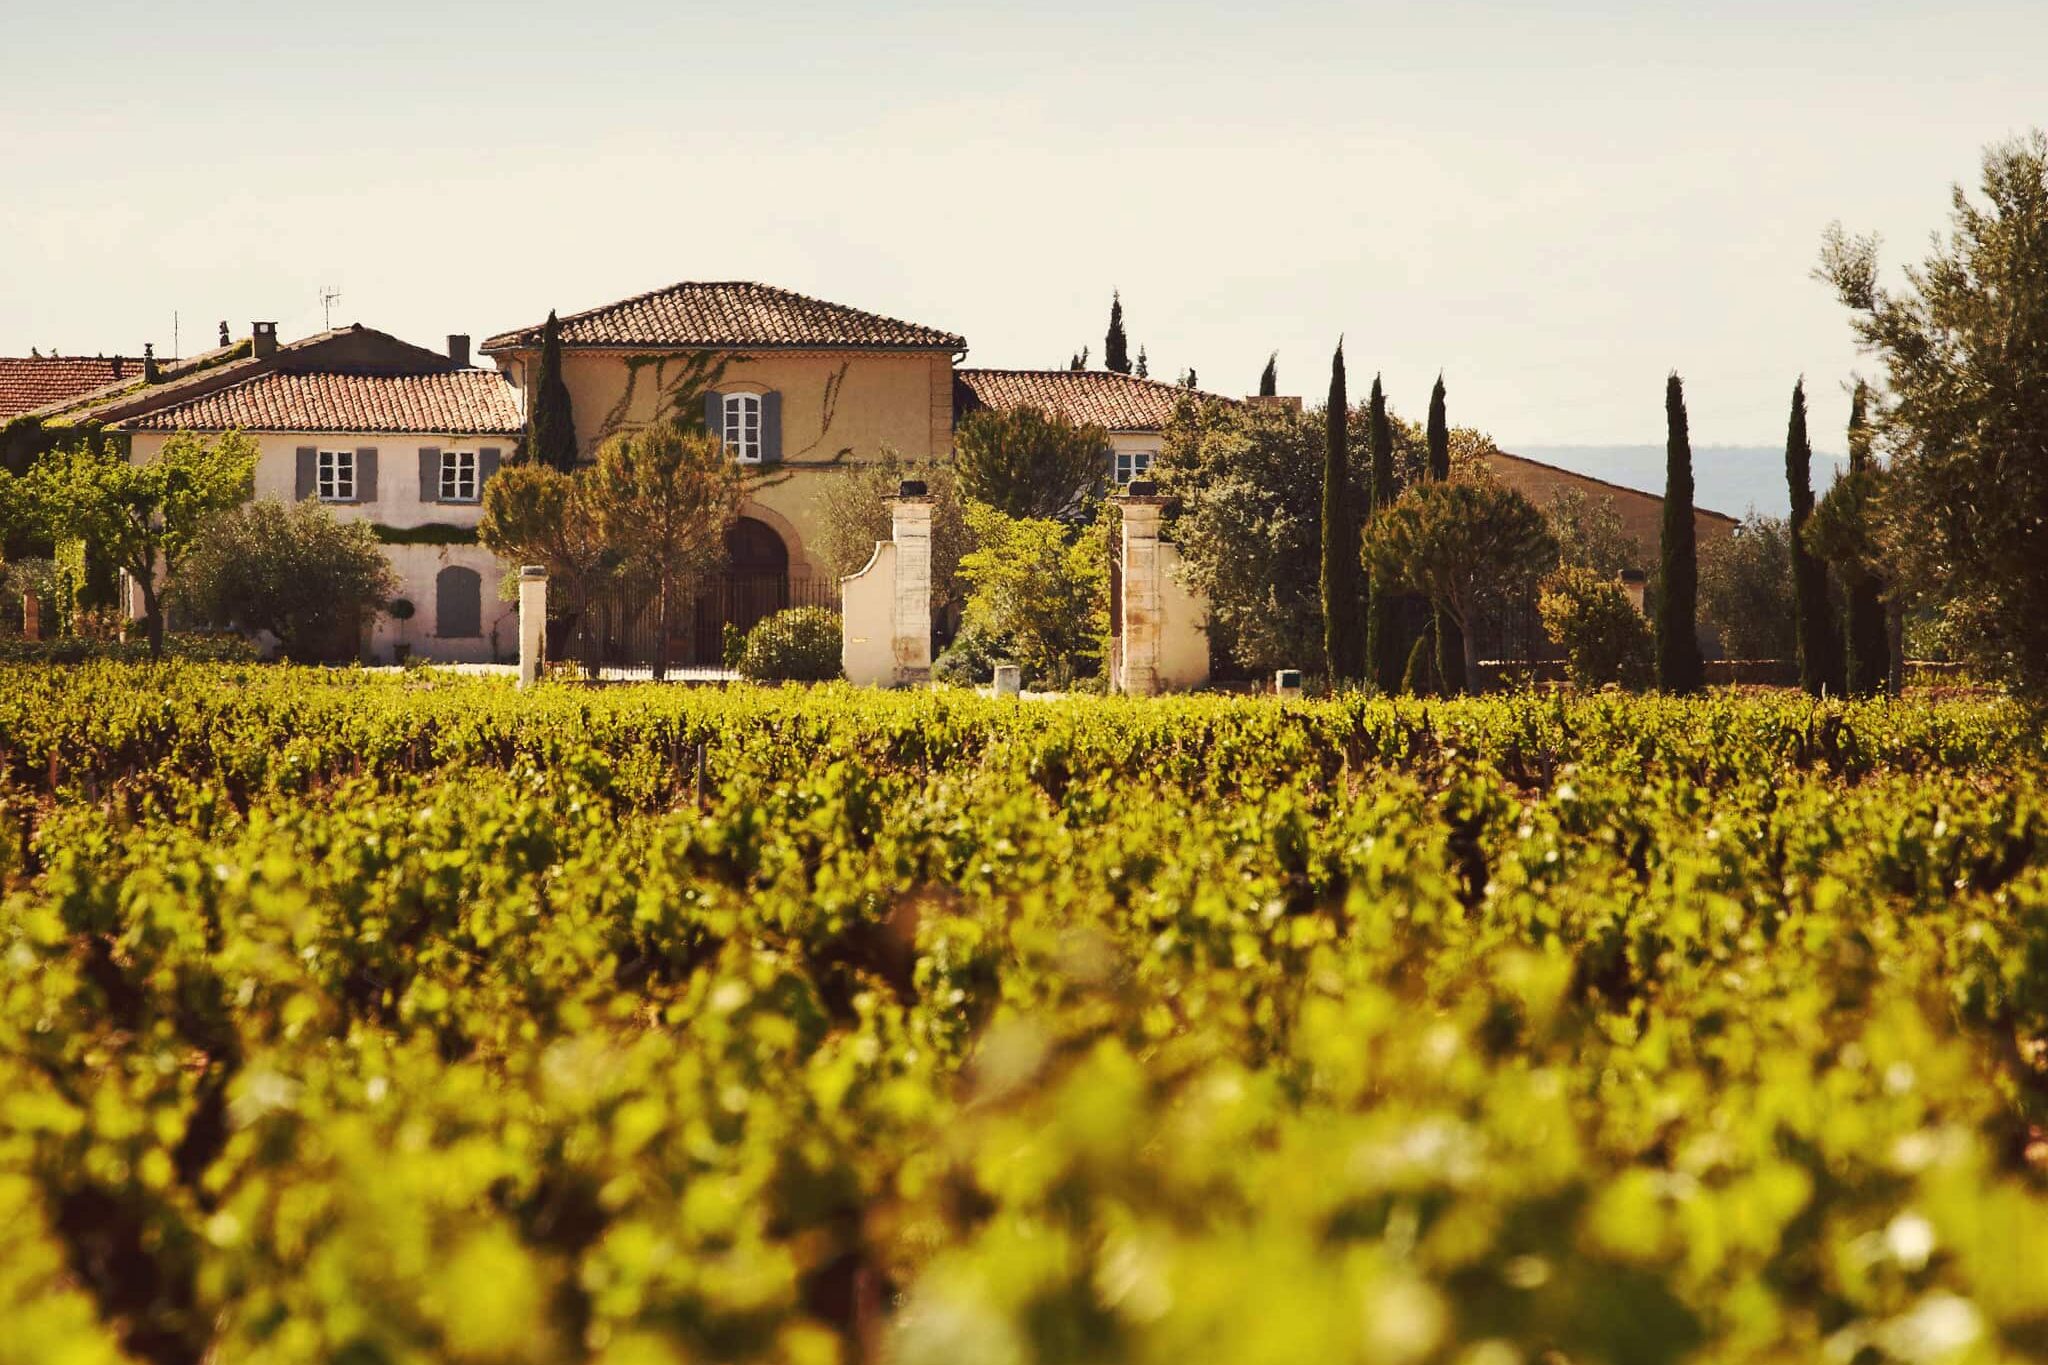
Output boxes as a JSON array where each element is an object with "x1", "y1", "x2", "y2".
[{"x1": 552, "y1": 574, "x2": 840, "y2": 672}]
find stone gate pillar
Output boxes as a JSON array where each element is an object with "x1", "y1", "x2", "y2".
[
  {"x1": 841, "y1": 481, "x2": 933, "y2": 687},
  {"x1": 890, "y1": 486, "x2": 933, "y2": 684},
  {"x1": 1117, "y1": 483, "x2": 1169, "y2": 697},
  {"x1": 518, "y1": 565, "x2": 547, "y2": 689}
]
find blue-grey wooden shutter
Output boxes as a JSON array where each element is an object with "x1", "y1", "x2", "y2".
[
  {"x1": 479, "y1": 447, "x2": 501, "y2": 493},
  {"x1": 435, "y1": 566, "x2": 482, "y2": 638},
  {"x1": 355, "y1": 447, "x2": 378, "y2": 503},
  {"x1": 761, "y1": 392, "x2": 782, "y2": 463},
  {"x1": 418, "y1": 447, "x2": 440, "y2": 503},
  {"x1": 295, "y1": 447, "x2": 317, "y2": 500},
  {"x1": 703, "y1": 391, "x2": 723, "y2": 442}
]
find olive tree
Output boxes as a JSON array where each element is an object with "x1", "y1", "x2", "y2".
[
  {"x1": 585, "y1": 423, "x2": 749, "y2": 680},
  {"x1": 3, "y1": 430, "x2": 254, "y2": 658},
  {"x1": 954, "y1": 406, "x2": 1110, "y2": 521},
  {"x1": 1816, "y1": 129, "x2": 2048, "y2": 696},
  {"x1": 1362, "y1": 481, "x2": 1557, "y2": 689},
  {"x1": 173, "y1": 500, "x2": 396, "y2": 662}
]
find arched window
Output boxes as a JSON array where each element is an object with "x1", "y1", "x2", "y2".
[
  {"x1": 722, "y1": 392, "x2": 763, "y2": 463},
  {"x1": 435, "y1": 566, "x2": 482, "y2": 638}
]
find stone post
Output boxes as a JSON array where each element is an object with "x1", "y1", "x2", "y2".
[
  {"x1": 1116, "y1": 483, "x2": 1170, "y2": 697},
  {"x1": 992, "y1": 664, "x2": 1021, "y2": 698},
  {"x1": 889, "y1": 484, "x2": 933, "y2": 685},
  {"x1": 518, "y1": 565, "x2": 547, "y2": 689}
]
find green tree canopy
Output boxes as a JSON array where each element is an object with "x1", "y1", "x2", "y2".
[
  {"x1": 1699, "y1": 513, "x2": 1796, "y2": 661},
  {"x1": 523, "y1": 310, "x2": 580, "y2": 473},
  {"x1": 1658, "y1": 373, "x2": 1705, "y2": 693},
  {"x1": 1104, "y1": 293, "x2": 1131, "y2": 374},
  {"x1": 1363, "y1": 480, "x2": 1557, "y2": 688},
  {"x1": 478, "y1": 460, "x2": 614, "y2": 663},
  {"x1": 1784, "y1": 379, "x2": 1844, "y2": 695},
  {"x1": 1816, "y1": 130, "x2": 2048, "y2": 696},
  {"x1": 955, "y1": 503, "x2": 1109, "y2": 688},
  {"x1": 173, "y1": 500, "x2": 396, "y2": 662},
  {"x1": 585, "y1": 423, "x2": 750, "y2": 678},
  {"x1": 954, "y1": 406, "x2": 1110, "y2": 521},
  {"x1": 1320, "y1": 342, "x2": 1362, "y2": 682},
  {"x1": 3, "y1": 429, "x2": 254, "y2": 657}
]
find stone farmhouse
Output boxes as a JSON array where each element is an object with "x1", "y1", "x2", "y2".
[{"x1": 5, "y1": 279, "x2": 1733, "y2": 667}]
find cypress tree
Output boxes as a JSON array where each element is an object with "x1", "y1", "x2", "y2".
[
  {"x1": 523, "y1": 310, "x2": 579, "y2": 473},
  {"x1": 1135, "y1": 347, "x2": 1149, "y2": 379},
  {"x1": 1105, "y1": 293, "x2": 1131, "y2": 374},
  {"x1": 1426, "y1": 373, "x2": 1466, "y2": 693},
  {"x1": 1657, "y1": 372, "x2": 1705, "y2": 693},
  {"x1": 1365, "y1": 374, "x2": 1402, "y2": 690},
  {"x1": 1784, "y1": 379, "x2": 1842, "y2": 695},
  {"x1": 1259, "y1": 353, "x2": 1278, "y2": 397},
  {"x1": 1844, "y1": 382, "x2": 1889, "y2": 695},
  {"x1": 1320, "y1": 341, "x2": 1362, "y2": 681}
]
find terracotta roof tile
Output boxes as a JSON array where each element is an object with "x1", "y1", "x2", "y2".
[
  {"x1": 0, "y1": 356, "x2": 151, "y2": 421},
  {"x1": 482, "y1": 281, "x2": 964, "y2": 353},
  {"x1": 124, "y1": 370, "x2": 523, "y2": 435},
  {"x1": 954, "y1": 368, "x2": 1219, "y2": 433}
]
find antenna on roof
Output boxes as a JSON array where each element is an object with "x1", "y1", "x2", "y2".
[
  {"x1": 173, "y1": 310, "x2": 179, "y2": 361},
  {"x1": 320, "y1": 286, "x2": 341, "y2": 330}
]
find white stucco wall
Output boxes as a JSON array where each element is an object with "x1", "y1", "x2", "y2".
[
  {"x1": 126, "y1": 429, "x2": 519, "y2": 663},
  {"x1": 840, "y1": 541, "x2": 897, "y2": 686}
]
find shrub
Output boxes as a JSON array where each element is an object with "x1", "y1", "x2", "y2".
[
  {"x1": 171, "y1": 500, "x2": 397, "y2": 663},
  {"x1": 1539, "y1": 566, "x2": 1653, "y2": 688},
  {"x1": 737, "y1": 606, "x2": 842, "y2": 682},
  {"x1": 932, "y1": 617, "x2": 1009, "y2": 687}
]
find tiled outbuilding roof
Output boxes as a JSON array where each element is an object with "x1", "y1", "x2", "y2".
[
  {"x1": 123, "y1": 370, "x2": 523, "y2": 435},
  {"x1": 0, "y1": 356, "x2": 150, "y2": 421},
  {"x1": 482, "y1": 281, "x2": 965, "y2": 353},
  {"x1": 954, "y1": 368, "x2": 1219, "y2": 433}
]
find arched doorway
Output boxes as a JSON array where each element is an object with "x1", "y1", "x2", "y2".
[{"x1": 690, "y1": 516, "x2": 790, "y2": 664}]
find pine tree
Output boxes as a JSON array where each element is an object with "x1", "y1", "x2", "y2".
[
  {"x1": 1320, "y1": 341, "x2": 1362, "y2": 681},
  {"x1": 1258, "y1": 353, "x2": 1278, "y2": 397},
  {"x1": 1135, "y1": 347, "x2": 1149, "y2": 380},
  {"x1": 1657, "y1": 372, "x2": 1705, "y2": 693},
  {"x1": 1426, "y1": 373, "x2": 1466, "y2": 693},
  {"x1": 1844, "y1": 382, "x2": 1889, "y2": 695},
  {"x1": 1365, "y1": 374, "x2": 1402, "y2": 690},
  {"x1": 1179, "y1": 367, "x2": 1199, "y2": 390},
  {"x1": 1784, "y1": 380, "x2": 1843, "y2": 695},
  {"x1": 1069, "y1": 346, "x2": 1089, "y2": 372},
  {"x1": 523, "y1": 310, "x2": 580, "y2": 474},
  {"x1": 1105, "y1": 293, "x2": 1131, "y2": 374}
]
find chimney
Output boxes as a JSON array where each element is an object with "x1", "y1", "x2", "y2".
[
  {"x1": 142, "y1": 343, "x2": 160, "y2": 383},
  {"x1": 251, "y1": 322, "x2": 278, "y2": 360},
  {"x1": 217, "y1": 320, "x2": 230, "y2": 347},
  {"x1": 447, "y1": 334, "x2": 471, "y2": 368}
]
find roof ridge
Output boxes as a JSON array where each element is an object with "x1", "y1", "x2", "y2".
[{"x1": 482, "y1": 280, "x2": 963, "y2": 352}]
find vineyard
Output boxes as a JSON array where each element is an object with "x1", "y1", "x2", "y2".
[{"x1": 4, "y1": 665, "x2": 2048, "y2": 1365}]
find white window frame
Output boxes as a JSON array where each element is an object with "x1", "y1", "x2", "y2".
[
  {"x1": 439, "y1": 449, "x2": 478, "y2": 503},
  {"x1": 317, "y1": 449, "x2": 356, "y2": 502},
  {"x1": 722, "y1": 392, "x2": 762, "y2": 464},
  {"x1": 1115, "y1": 448, "x2": 1153, "y2": 485}
]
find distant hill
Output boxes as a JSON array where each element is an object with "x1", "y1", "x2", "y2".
[{"x1": 1512, "y1": 446, "x2": 1850, "y2": 522}]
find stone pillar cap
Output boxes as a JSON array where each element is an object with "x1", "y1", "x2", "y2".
[{"x1": 520, "y1": 564, "x2": 548, "y2": 578}]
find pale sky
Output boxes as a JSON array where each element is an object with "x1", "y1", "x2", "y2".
[{"x1": 3, "y1": 0, "x2": 2041, "y2": 452}]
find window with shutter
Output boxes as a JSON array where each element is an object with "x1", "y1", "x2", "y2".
[
  {"x1": 439, "y1": 450, "x2": 479, "y2": 502},
  {"x1": 721, "y1": 393, "x2": 763, "y2": 463},
  {"x1": 317, "y1": 449, "x2": 356, "y2": 502}
]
